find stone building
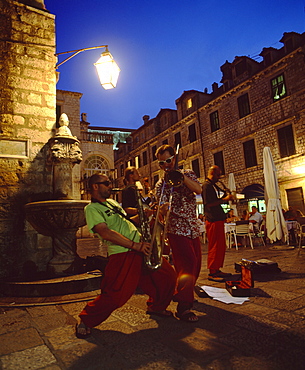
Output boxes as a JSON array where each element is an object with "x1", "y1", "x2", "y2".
[
  {"x1": 114, "y1": 31, "x2": 305, "y2": 215},
  {"x1": 0, "y1": 0, "x2": 56, "y2": 278},
  {"x1": 0, "y1": 0, "x2": 127, "y2": 277}
]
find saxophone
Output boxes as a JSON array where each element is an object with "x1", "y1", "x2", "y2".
[{"x1": 132, "y1": 185, "x2": 164, "y2": 270}]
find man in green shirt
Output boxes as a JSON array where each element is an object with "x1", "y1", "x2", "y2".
[{"x1": 76, "y1": 173, "x2": 176, "y2": 338}]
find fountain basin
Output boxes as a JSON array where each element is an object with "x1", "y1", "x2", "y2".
[
  {"x1": 25, "y1": 200, "x2": 89, "y2": 236},
  {"x1": 25, "y1": 200, "x2": 90, "y2": 275}
]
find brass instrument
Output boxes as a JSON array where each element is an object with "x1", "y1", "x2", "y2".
[
  {"x1": 164, "y1": 144, "x2": 183, "y2": 187},
  {"x1": 133, "y1": 184, "x2": 164, "y2": 270},
  {"x1": 165, "y1": 170, "x2": 184, "y2": 187},
  {"x1": 217, "y1": 180, "x2": 237, "y2": 204}
]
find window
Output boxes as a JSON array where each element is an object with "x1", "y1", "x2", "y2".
[
  {"x1": 210, "y1": 110, "x2": 220, "y2": 132},
  {"x1": 235, "y1": 59, "x2": 247, "y2": 76},
  {"x1": 153, "y1": 175, "x2": 159, "y2": 187},
  {"x1": 192, "y1": 158, "x2": 200, "y2": 178},
  {"x1": 188, "y1": 123, "x2": 197, "y2": 143},
  {"x1": 187, "y1": 98, "x2": 192, "y2": 109},
  {"x1": 152, "y1": 145, "x2": 157, "y2": 161},
  {"x1": 174, "y1": 132, "x2": 182, "y2": 148},
  {"x1": 286, "y1": 187, "x2": 305, "y2": 215},
  {"x1": 143, "y1": 150, "x2": 148, "y2": 166},
  {"x1": 120, "y1": 164, "x2": 124, "y2": 177},
  {"x1": 135, "y1": 155, "x2": 141, "y2": 168},
  {"x1": 271, "y1": 74, "x2": 287, "y2": 101},
  {"x1": 162, "y1": 139, "x2": 168, "y2": 145},
  {"x1": 278, "y1": 125, "x2": 296, "y2": 158},
  {"x1": 237, "y1": 93, "x2": 250, "y2": 118},
  {"x1": 83, "y1": 155, "x2": 110, "y2": 178},
  {"x1": 213, "y1": 151, "x2": 225, "y2": 175},
  {"x1": 243, "y1": 139, "x2": 257, "y2": 168}
]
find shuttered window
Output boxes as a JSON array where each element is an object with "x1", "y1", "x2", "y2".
[{"x1": 277, "y1": 125, "x2": 295, "y2": 158}]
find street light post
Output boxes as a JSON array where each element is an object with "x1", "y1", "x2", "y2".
[{"x1": 55, "y1": 45, "x2": 120, "y2": 89}]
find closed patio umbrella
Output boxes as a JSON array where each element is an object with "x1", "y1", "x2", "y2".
[
  {"x1": 228, "y1": 173, "x2": 238, "y2": 216},
  {"x1": 263, "y1": 147, "x2": 288, "y2": 243}
]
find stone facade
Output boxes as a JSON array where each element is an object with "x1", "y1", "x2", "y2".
[
  {"x1": 0, "y1": 0, "x2": 56, "y2": 278},
  {"x1": 114, "y1": 32, "x2": 305, "y2": 215}
]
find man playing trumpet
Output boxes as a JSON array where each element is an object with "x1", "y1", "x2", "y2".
[
  {"x1": 155, "y1": 145, "x2": 202, "y2": 322},
  {"x1": 202, "y1": 165, "x2": 234, "y2": 282}
]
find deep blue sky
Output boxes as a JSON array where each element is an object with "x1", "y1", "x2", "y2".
[{"x1": 45, "y1": 0, "x2": 305, "y2": 129}]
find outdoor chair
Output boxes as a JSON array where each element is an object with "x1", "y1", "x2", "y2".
[
  {"x1": 231, "y1": 220, "x2": 254, "y2": 250},
  {"x1": 253, "y1": 220, "x2": 265, "y2": 247},
  {"x1": 296, "y1": 217, "x2": 305, "y2": 254}
]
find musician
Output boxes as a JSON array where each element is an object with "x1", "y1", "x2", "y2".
[
  {"x1": 202, "y1": 165, "x2": 233, "y2": 282},
  {"x1": 155, "y1": 144, "x2": 202, "y2": 323},
  {"x1": 76, "y1": 173, "x2": 177, "y2": 338},
  {"x1": 122, "y1": 167, "x2": 153, "y2": 224}
]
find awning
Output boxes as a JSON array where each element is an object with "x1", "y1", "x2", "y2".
[{"x1": 241, "y1": 183, "x2": 264, "y2": 200}]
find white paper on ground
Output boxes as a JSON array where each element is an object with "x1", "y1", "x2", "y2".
[{"x1": 201, "y1": 285, "x2": 250, "y2": 304}]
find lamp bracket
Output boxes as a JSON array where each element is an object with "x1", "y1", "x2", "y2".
[{"x1": 55, "y1": 45, "x2": 108, "y2": 69}]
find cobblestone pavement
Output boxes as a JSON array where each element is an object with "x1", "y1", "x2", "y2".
[{"x1": 0, "y1": 239, "x2": 305, "y2": 370}]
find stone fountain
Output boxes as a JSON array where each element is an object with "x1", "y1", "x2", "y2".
[{"x1": 25, "y1": 114, "x2": 89, "y2": 276}]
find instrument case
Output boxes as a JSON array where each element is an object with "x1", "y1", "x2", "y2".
[
  {"x1": 226, "y1": 265, "x2": 254, "y2": 297},
  {"x1": 235, "y1": 258, "x2": 281, "y2": 275}
]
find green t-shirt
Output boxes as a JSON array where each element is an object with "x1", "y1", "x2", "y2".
[{"x1": 85, "y1": 199, "x2": 140, "y2": 256}]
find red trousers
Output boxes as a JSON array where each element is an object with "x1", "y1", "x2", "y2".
[
  {"x1": 167, "y1": 234, "x2": 201, "y2": 310},
  {"x1": 206, "y1": 220, "x2": 226, "y2": 271},
  {"x1": 79, "y1": 251, "x2": 177, "y2": 328}
]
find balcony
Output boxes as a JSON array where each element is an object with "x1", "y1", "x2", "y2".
[{"x1": 81, "y1": 132, "x2": 113, "y2": 144}]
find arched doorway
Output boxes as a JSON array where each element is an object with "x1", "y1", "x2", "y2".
[{"x1": 81, "y1": 155, "x2": 111, "y2": 198}]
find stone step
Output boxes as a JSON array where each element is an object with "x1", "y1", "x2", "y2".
[{"x1": 0, "y1": 271, "x2": 102, "y2": 298}]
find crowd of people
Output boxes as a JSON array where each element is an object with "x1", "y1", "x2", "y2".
[{"x1": 75, "y1": 146, "x2": 301, "y2": 338}]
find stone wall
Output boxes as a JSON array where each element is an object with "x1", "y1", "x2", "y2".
[{"x1": 0, "y1": 0, "x2": 56, "y2": 278}]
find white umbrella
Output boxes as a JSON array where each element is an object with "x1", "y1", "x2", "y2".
[
  {"x1": 228, "y1": 173, "x2": 238, "y2": 216},
  {"x1": 263, "y1": 147, "x2": 288, "y2": 243}
]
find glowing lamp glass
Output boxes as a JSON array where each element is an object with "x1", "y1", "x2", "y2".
[{"x1": 94, "y1": 51, "x2": 120, "y2": 90}]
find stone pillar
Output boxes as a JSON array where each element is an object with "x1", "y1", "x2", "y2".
[{"x1": 0, "y1": 0, "x2": 56, "y2": 278}]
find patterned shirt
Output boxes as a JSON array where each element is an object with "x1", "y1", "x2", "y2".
[{"x1": 155, "y1": 169, "x2": 200, "y2": 239}]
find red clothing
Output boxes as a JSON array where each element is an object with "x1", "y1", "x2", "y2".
[
  {"x1": 79, "y1": 251, "x2": 176, "y2": 328},
  {"x1": 168, "y1": 233, "x2": 201, "y2": 309},
  {"x1": 206, "y1": 220, "x2": 226, "y2": 271}
]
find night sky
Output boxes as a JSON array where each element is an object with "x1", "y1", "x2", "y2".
[{"x1": 45, "y1": 0, "x2": 305, "y2": 129}]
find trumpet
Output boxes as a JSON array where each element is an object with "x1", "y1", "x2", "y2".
[
  {"x1": 217, "y1": 180, "x2": 237, "y2": 203},
  {"x1": 164, "y1": 144, "x2": 184, "y2": 187},
  {"x1": 164, "y1": 170, "x2": 184, "y2": 187}
]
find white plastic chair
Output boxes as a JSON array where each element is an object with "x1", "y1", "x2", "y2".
[
  {"x1": 254, "y1": 220, "x2": 265, "y2": 246},
  {"x1": 231, "y1": 221, "x2": 254, "y2": 250}
]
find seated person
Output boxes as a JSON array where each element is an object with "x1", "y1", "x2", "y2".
[
  {"x1": 284, "y1": 206, "x2": 298, "y2": 221},
  {"x1": 226, "y1": 209, "x2": 239, "y2": 223},
  {"x1": 241, "y1": 209, "x2": 249, "y2": 220},
  {"x1": 249, "y1": 206, "x2": 263, "y2": 234}
]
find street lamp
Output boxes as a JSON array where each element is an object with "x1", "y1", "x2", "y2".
[{"x1": 55, "y1": 45, "x2": 120, "y2": 89}]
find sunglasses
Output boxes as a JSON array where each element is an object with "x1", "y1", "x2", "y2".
[
  {"x1": 158, "y1": 155, "x2": 175, "y2": 166},
  {"x1": 95, "y1": 181, "x2": 112, "y2": 187}
]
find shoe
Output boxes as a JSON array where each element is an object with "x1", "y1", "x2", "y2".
[
  {"x1": 75, "y1": 322, "x2": 91, "y2": 339},
  {"x1": 146, "y1": 309, "x2": 173, "y2": 318},
  {"x1": 208, "y1": 275, "x2": 225, "y2": 282},
  {"x1": 216, "y1": 270, "x2": 232, "y2": 277},
  {"x1": 176, "y1": 310, "x2": 199, "y2": 322},
  {"x1": 209, "y1": 270, "x2": 232, "y2": 278}
]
